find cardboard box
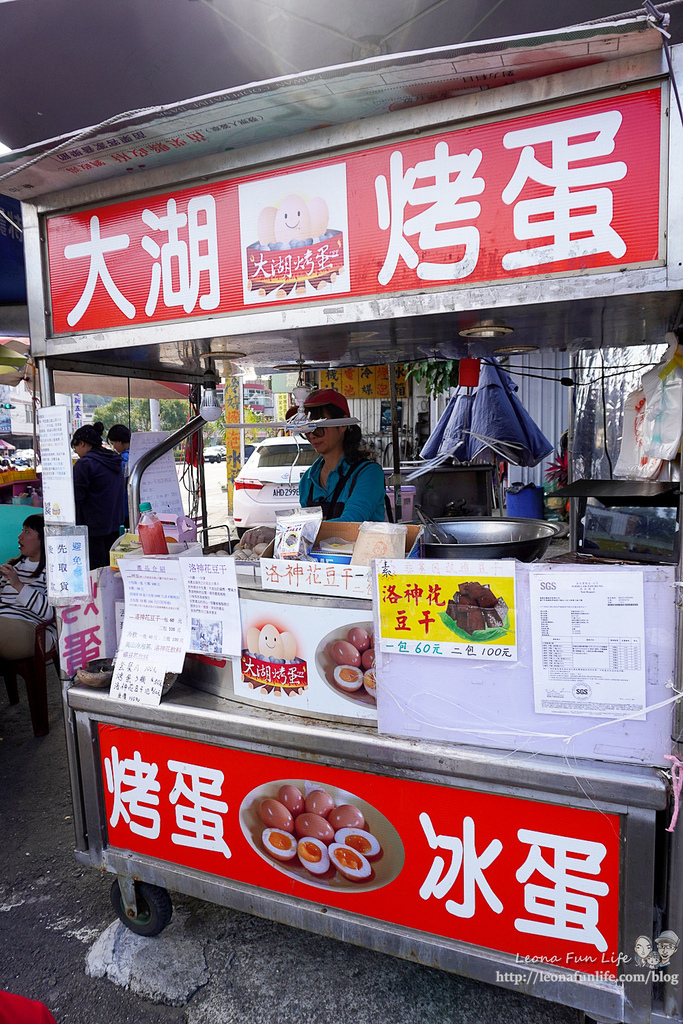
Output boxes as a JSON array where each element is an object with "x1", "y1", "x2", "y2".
[{"x1": 260, "y1": 522, "x2": 423, "y2": 599}]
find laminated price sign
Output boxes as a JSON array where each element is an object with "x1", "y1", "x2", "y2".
[{"x1": 374, "y1": 559, "x2": 517, "y2": 661}]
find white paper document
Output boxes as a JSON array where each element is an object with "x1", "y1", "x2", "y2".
[
  {"x1": 111, "y1": 558, "x2": 190, "y2": 706},
  {"x1": 128, "y1": 431, "x2": 184, "y2": 516},
  {"x1": 38, "y1": 405, "x2": 77, "y2": 525},
  {"x1": 179, "y1": 557, "x2": 242, "y2": 657},
  {"x1": 530, "y1": 569, "x2": 647, "y2": 719}
]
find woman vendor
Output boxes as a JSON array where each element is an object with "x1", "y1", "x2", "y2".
[
  {"x1": 0, "y1": 514, "x2": 56, "y2": 659},
  {"x1": 72, "y1": 422, "x2": 127, "y2": 569},
  {"x1": 298, "y1": 389, "x2": 386, "y2": 522}
]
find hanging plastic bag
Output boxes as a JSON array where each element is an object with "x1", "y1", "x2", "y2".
[
  {"x1": 614, "y1": 388, "x2": 664, "y2": 480},
  {"x1": 640, "y1": 334, "x2": 683, "y2": 461}
]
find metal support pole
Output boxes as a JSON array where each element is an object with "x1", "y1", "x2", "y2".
[
  {"x1": 37, "y1": 358, "x2": 55, "y2": 408},
  {"x1": 128, "y1": 414, "x2": 206, "y2": 532},
  {"x1": 389, "y1": 360, "x2": 402, "y2": 523}
]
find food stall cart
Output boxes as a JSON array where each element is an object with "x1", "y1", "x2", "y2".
[{"x1": 8, "y1": 14, "x2": 683, "y2": 1023}]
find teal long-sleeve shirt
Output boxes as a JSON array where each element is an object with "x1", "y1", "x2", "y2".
[{"x1": 299, "y1": 456, "x2": 386, "y2": 522}]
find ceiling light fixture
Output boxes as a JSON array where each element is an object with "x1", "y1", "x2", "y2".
[
  {"x1": 493, "y1": 344, "x2": 540, "y2": 355},
  {"x1": 459, "y1": 320, "x2": 514, "y2": 339}
]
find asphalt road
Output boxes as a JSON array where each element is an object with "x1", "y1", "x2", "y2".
[{"x1": 0, "y1": 462, "x2": 579, "y2": 1023}]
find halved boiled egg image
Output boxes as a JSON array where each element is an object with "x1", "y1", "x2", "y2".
[
  {"x1": 328, "y1": 842, "x2": 373, "y2": 882},
  {"x1": 334, "y1": 826, "x2": 382, "y2": 860},
  {"x1": 333, "y1": 664, "x2": 364, "y2": 692},
  {"x1": 262, "y1": 827, "x2": 298, "y2": 862},
  {"x1": 362, "y1": 669, "x2": 376, "y2": 695},
  {"x1": 297, "y1": 836, "x2": 331, "y2": 875}
]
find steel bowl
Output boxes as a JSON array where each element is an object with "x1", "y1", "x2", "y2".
[{"x1": 423, "y1": 516, "x2": 563, "y2": 562}]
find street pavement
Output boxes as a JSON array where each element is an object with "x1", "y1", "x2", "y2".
[{"x1": 0, "y1": 461, "x2": 579, "y2": 1023}]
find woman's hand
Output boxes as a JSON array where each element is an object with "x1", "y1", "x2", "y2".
[{"x1": 0, "y1": 563, "x2": 24, "y2": 593}]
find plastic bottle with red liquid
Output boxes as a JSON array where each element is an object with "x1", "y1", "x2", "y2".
[{"x1": 137, "y1": 502, "x2": 169, "y2": 555}]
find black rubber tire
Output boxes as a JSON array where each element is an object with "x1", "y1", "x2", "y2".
[
  {"x1": 110, "y1": 879, "x2": 173, "y2": 937},
  {"x1": 236, "y1": 527, "x2": 247, "y2": 539}
]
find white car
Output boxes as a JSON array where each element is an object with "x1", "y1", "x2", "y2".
[{"x1": 232, "y1": 435, "x2": 317, "y2": 535}]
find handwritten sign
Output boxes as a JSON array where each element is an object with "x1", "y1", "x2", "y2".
[
  {"x1": 375, "y1": 559, "x2": 517, "y2": 660},
  {"x1": 37, "y1": 405, "x2": 76, "y2": 525},
  {"x1": 111, "y1": 559, "x2": 189, "y2": 706},
  {"x1": 180, "y1": 556, "x2": 241, "y2": 657},
  {"x1": 45, "y1": 525, "x2": 90, "y2": 604}
]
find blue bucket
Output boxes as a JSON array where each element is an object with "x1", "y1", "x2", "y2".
[{"x1": 506, "y1": 484, "x2": 544, "y2": 520}]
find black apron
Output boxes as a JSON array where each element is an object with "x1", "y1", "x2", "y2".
[{"x1": 304, "y1": 460, "x2": 393, "y2": 522}]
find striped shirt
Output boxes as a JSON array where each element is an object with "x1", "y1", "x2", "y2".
[{"x1": 0, "y1": 559, "x2": 56, "y2": 648}]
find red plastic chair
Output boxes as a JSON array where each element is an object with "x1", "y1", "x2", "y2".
[{"x1": 0, "y1": 620, "x2": 59, "y2": 737}]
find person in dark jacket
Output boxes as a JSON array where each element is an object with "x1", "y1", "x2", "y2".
[{"x1": 71, "y1": 421, "x2": 126, "y2": 569}]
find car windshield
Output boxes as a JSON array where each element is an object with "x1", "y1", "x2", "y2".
[{"x1": 254, "y1": 443, "x2": 317, "y2": 469}]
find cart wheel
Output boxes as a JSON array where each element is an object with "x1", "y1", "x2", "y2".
[{"x1": 110, "y1": 879, "x2": 173, "y2": 937}]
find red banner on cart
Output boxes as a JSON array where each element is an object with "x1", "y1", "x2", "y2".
[
  {"x1": 98, "y1": 724, "x2": 621, "y2": 975},
  {"x1": 48, "y1": 87, "x2": 662, "y2": 336}
]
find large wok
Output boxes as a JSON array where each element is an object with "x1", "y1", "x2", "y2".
[{"x1": 422, "y1": 516, "x2": 563, "y2": 562}]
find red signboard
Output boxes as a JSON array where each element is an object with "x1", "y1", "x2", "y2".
[
  {"x1": 48, "y1": 88, "x2": 662, "y2": 336},
  {"x1": 99, "y1": 724, "x2": 621, "y2": 975}
]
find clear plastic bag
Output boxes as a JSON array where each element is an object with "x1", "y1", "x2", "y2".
[{"x1": 274, "y1": 506, "x2": 323, "y2": 560}]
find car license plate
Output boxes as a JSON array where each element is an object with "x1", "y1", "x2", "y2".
[{"x1": 272, "y1": 485, "x2": 299, "y2": 498}]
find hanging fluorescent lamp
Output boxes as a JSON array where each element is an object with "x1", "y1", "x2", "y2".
[{"x1": 459, "y1": 319, "x2": 514, "y2": 339}]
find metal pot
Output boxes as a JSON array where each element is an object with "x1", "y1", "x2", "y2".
[{"x1": 423, "y1": 516, "x2": 563, "y2": 562}]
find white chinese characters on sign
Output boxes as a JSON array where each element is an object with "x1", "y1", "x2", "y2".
[
  {"x1": 105, "y1": 747, "x2": 161, "y2": 840},
  {"x1": 419, "y1": 812, "x2": 503, "y2": 918},
  {"x1": 104, "y1": 746, "x2": 231, "y2": 858},
  {"x1": 418, "y1": 818, "x2": 610, "y2": 952},
  {"x1": 141, "y1": 196, "x2": 220, "y2": 316},
  {"x1": 64, "y1": 195, "x2": 220, "y2": 326},
  {"x1": 501, "y1": 111, "x2": 627, "y2": 270},
  {"x1": 168, "y1": 760, "x2": 231, "y2": 859},
  {"x1": 375, "y1": 141, "x2": 484, "y2": 285},
  {"x1": 515, "y1": 829, "x2": 609, "y2": 953}
]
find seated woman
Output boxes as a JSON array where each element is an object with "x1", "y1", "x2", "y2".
[
  {"x1": 0, "y1": 514, "x2": 55, "y2": 660},
  {"x1": 298, "y1": 389, "x2": 386, "y2": 522}
]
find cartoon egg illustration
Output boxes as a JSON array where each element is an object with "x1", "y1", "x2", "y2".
[
  {"x1": 362, "y1": 669, "x2": 376, "y2": 695},
  {"x1": 333, "y1": 665, "x2": 364, "y2": 691},
  {"x1": 328, "y1": 843, "x2": 373, "y2": 882},
  {"x1": 297, "y1": 836, "x2": 331, "y2": 875},
  {"x1": 262, "y1": 827, "x2": 298, "y2": 862},
  {"x1": 328, "y1": 803, "x2": 366, "y2": 832},
  {"x1": 335, "y1": 827, "x2": 382, "y2": 860}
]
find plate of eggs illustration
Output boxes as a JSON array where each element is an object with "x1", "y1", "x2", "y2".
[
  {"x1": 315, "y1": 622, "x2": 377, "y2": 706},
  {"x1": 239, "y1": 778, "x2": 405, "y2": 893}
]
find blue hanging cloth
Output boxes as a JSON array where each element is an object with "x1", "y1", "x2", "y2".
[{"x1": 421, "y1": 357, "x2": 553, "y2": 467}]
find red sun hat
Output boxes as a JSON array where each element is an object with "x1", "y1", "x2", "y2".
[{"x1": 303, "y1": 388, "x2": 350, "y2": 418}]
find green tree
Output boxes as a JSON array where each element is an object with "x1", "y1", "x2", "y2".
[{"x1": 95, "y1": 397, "x2": 190, "y2": 434}]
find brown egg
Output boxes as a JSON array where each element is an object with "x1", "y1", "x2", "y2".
[
  {"x1": 330, "y1": 640, "x2": 361, "y2": 668},
  {"x1": 328, "y1": 803, "x2": 366, "y2": 831},
  {"x1": 361, "y1": 648, "x2": 375, "y2": 670},
  {"x1": 346, "y1": 626, "x2": 371, "y2": 652},
  {"x1": 258, "y1": 798, "x2": 294, "y2": 833},
  {"x1": 278, "y1": 784, "x2": 305, "y2": 817},
  {"x1": 305, "y1": 789, "x2": 335, "y2": 818},
  {"x1": 294, "y1": 812, "x2": 335, "y2": 844}
]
